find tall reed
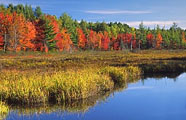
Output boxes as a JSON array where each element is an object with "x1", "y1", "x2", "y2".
[{"x1": 0, "y1": 66, "x2": 141, "y2": 105}]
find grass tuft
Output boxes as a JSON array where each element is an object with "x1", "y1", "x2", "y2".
[{"x1": 0, "y1": 101, "x2": 9, "y2": 119}]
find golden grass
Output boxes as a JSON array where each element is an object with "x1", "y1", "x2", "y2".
[
  {"x1": 0, "y1": 66, "x2": 140, "y2": 105},
  {"x1": 0, "y1": 50, "x2": 186, "y2": 115},
  {"x1": 100, "y1": 66, "x2": 141, "y2": 87},
  {"x1": 0, "y1": 101, "x2": 9, "y2": 120},
  {"x1": 1, "y1": 50, "x2": 186, "y2": 72}
]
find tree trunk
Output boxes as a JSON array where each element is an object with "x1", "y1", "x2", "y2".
[
  {"x1": 3, "y1": 33, "x2": 7, "y2": 53},
  {"x1": 130, "y1": 40, "x2": 133, "y2": 51},
  {"x1": 44, "y1": 39, "x2": 48, "y2": 53},
  {"x1": 14, "y1": 28, "x2": 17, "y2": 52}
]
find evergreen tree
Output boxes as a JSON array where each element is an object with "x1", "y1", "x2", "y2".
[
  {"x1": 44, "y1": 19, "x2": 56, "y2": 51},
  {"x1": 7, "y1": 4, "x2": 14, "y2": 13},
  {"x1": 35, "y1": 6, "x2": 42, "y2": 18},
  {"x1": 139, "y1": 22, "x2": 147, "y2": 49},
  {"x1": 59, "y1": 13, "x2": 78, "y2": 45}
]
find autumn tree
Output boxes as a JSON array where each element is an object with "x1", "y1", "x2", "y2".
[
  {"x1": 88, "y1": 30, "x2": 98, "y2": 50},
  {"x1": 0, "y1": 35, "x2": 3, "y2": 50},
  {"x1": 156, "y1": 33, "x2": 163, "y2": 49},
  {"x1": 110, "y1": 36, "x2": 118, "y2": 50},
  {"x1": 56, "y1": 29, "x2": 73, "y2": 51},
  {"x1": 181, "y1": 31, "x2": 186, "y2": 48},
  {"x1": 146, "y1": 33, "x2": 154, "y2": 48},
  {"x1": 33, "y1": 18, "x2": 45, "y2": 51},
  {"x1": 1, "y1": 4, "x2": 186, "y2": 52},
  {"x1": 0, "y1": 11, "x2": 13, "y2": 52},
  {"x1": 101, "y1": 31, "x2": 110, "y2": 50},
  {"x1": 19, "y1": 21, "x2": 36, "y2": 50},
  {"x1": 77, "y1": 28, "x2": 87, "y2": 50}
]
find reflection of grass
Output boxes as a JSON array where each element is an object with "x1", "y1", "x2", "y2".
[
  {"x1": 10, "y1": 91, "x2": 113, "y2": 115},
  {"x1": 0, "y1": 101, "x2": 9, "y2": 119}
]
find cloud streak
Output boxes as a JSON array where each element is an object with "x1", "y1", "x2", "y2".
[
  {"x1": 0, "y1": 0, "x2": 37, "y2": 8},
  {"x1": 123, "y1": 21, "x2": 180, "y2": 27},
  {"x1": 85, "y1": 10, "x2": 151, "y2": 14},
  {"x1": 127, "y1": 86, "x2": 154, "y2": 90},
  {"x1": 1, "y1": 0, "x2": 19, "y2": 5}
]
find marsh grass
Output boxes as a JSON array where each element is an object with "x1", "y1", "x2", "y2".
[
  {"x1": 100, "y1": 66, "x2": 141, "y2": 87},
  {"x1": 0, "y1": 101, "x2": 9, "y2": 120},
  {"x1": 0, "y1": 66, "x2": 141, "y2": 105},
  {"x1": 0, "y1": 50, "x2": 186, "y2": 117}
]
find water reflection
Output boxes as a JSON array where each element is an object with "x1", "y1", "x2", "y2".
[
  {"x1": 9, "y1": 92, "x2": 111, "y2": 115},
  {"x1": 143, "y1": 72, "x2": 183, "y2": 79},
  {"x1": 5, "y1": 73, "x2": 186, "y2": 120}
]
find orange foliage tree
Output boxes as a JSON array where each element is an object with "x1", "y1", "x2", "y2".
[
  {"x1": 97, "y1": 32, "x2": 102, "y2": 50},
  {"x1": 33, "y1": 15, "x2": 59, "y2": 52},
  {"x1": 181, "y1": 32, "x2": 186, "y2": 48},
  {"x1": 77, "y1": 28, "x2": 87, "y2": 50},
  {"x1": 101, "y1": 31, "x2": 110, "y2": 50},
  {"x1": 8, "y1": 12, "x2": 27, "y2": 51},
  {"x1": 109, "y1": 36, "x2": 117, "y2": 50},
  {"x1": 117, "y1": 33, "x2": 133, "y2": 50},
  {"x1": 156, "y1": 33, "x2": 163, "y2": 49},
  {"x1": 88, "y1": 30, "x2": 98, "y2": 49},
  {"x1": 56, "y1": 29, "x2": 73, "y2": 51},
  {"x1": 19, "y1": 21, "x2": 36, "y2": 51},
  {"x1": 146, "y1": 33, "x2": 154, "y2": 48},
  {"x1": 0, "y1": 35, "x2": 3, "y2": 49},
  {"x1": 0, "y1": 12, "x2": 13, "y2": 52},
  {"x1": 132, "y1": 33, "x2": 137, "y2": 49},
  {"x1": 182, "y1": 32, "x2": 186, "y2": 43}
]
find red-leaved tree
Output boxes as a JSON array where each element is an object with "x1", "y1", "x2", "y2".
[{"x1": 77, "y1": 28, "x2": 87, "y2": 50}]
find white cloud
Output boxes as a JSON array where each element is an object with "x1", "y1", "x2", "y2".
[
  {"x1": 127, "y1": 86, "x2": 154, "y2": 90},
  {"x1": 1, "y1": 0, "x2": 20, "y2": 5},
  {"x1": 85, "y1": 10, "x2": 151, "y2": 14},
  {"x1": 0, "y1": 0, "x2": 37, "y2": 8},
  {"x1": 123, "y1": 21, "x2": 180, "y2": 27}
]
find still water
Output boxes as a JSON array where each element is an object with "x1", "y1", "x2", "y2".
[{"x1": 6, "y1": 73, "x2": 186, "y2": 120}]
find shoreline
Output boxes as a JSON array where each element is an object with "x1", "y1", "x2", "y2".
[{"x1": 0, "y1": 50, "x2": 186, "y2": 108}]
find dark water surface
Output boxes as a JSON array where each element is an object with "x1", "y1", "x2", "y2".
[{"x1": 6, "y1": 73, "x2": 186, "y2": 120}]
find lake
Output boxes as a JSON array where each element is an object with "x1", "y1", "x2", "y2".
[{"x1": 5, "y1": 73, "x2": 186, "y2": 120}]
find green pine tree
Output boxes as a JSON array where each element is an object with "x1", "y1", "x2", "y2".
[{"x1": 44, "y1": 19, "x2": 56, "y2": 50}]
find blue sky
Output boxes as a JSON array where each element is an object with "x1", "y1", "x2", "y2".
[{"x1": 1, "y1": 0, "x2": 186, "y2": 28}]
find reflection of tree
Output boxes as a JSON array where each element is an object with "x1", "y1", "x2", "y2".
[{"x1": 143, "y1": 72, "x2": 183, "y2": 81}]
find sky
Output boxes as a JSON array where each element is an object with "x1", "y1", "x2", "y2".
[{"x1": 1, "y1": 0, "x2": 186, "y2": 29}]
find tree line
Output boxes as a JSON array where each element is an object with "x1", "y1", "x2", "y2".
[{"x1": 0, "y1": 4, "x2": 186, "y2": 52}]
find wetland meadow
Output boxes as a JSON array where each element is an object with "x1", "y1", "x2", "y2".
[{"x1": 0, "y1": 50, "x2": 186, "y2": 120}]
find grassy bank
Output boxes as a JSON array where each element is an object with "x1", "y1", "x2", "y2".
[
  {"x1": 0, "y1": 66, "x2": 141, "y2": 105},
  {"x1": 0, "y1": 50, "x2": 186, "y2": 107},
  {"x1": 0, "y1": 50, "x2": 186, "y2": 71}
]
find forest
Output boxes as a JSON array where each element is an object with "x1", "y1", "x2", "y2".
[
  {"x1": 0, "y1": 4, "x2": 186, "y2": 53},
  {"x1": 1, "y1": 3, "x2": 186, "y2": 119}
]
